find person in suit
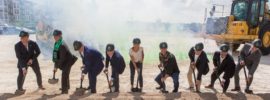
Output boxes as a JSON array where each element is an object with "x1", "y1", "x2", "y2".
[
  {"x1": 205, "y1": 44, "x2": 236, "y2": 93},
  {"x1": 155, "y1": 42, "x2": 180, "y2": 93},
  {"x1": 187, "y1": 42, "x2": 209, "y2": 93},
  {"x1": 231, "y1": 39, "x2": 262, "y2": 94},
  {"x1": 73, "y1": 40, "x2": 104, "y2": 93},
  {"x1": 15, "y1": 31, "x2": 45, "y2": 93},
  {"x1": 52, "y1": 30, "x2": 77, "y2": 94},
  {"x1": 104, "y1": 44, "x2": 126, "y2": 92}
]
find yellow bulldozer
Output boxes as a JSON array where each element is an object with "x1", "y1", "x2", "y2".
[{"x1": 205, "y1": 0, "x2": 270, "y2": 55}]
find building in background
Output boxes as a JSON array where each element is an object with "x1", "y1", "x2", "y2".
[
  {"x1": 19, "y1": 0, "x2": 36, "y2": 29},
  {"x1": 0, "y1": 0, "x2": 10, "y2": 26},
  {"x1": 0, "y1": 0, "x2": 36, "y2": 33}
]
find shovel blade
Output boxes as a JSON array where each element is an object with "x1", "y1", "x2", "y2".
[
  {"x1": 48, "y1": 79, "x2": 59, "y2": 84},
  {"x1": 15, "y1": 90, "x2": 25, "y2": 95},
  {"x1": 75, "y1": 88, "x2": 86, "y2": 96},
  {"x1": 131, "y1": 88, "x2": 142, "y2": 92}
]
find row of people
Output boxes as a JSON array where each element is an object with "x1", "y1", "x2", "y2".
[{"x1": 14, "y1": 30, "x2": 262, "y2": 94}]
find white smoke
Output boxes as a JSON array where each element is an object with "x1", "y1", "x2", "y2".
[{"x1": 30, "y1": 0, "x2": 226, "y2": 61}]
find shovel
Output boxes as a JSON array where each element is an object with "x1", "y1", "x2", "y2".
[
  {"x1": 75, "y1": 66, "x2": 87, "y2": 96},
  {"x1": 243, "y1": 64, "x2": 253, "y2": 94},
  {"x1": 158, "y1": 66, "x2": 168, "y2": 93},
  {"x1": 131, "y1": 69, "x2": 142, "y2": 92},
  {"x1": 15, "y1": 89, "x2": 26, "y2": 95},
  {"x1": 216, "y1": 62, "x2": 224, "y2": 88},
  {"x1": 191, "y1": 65, "x2": 198, "y2": 92},
  {"x1": 75, "y1": 78, "x2": 86, "y2": 96},
  {"x1": 48, "y1": 70, "x2": 59, "y2": 84},
  {"x1": 104, "y1": 70, "x2": 112, "y2": 93}
]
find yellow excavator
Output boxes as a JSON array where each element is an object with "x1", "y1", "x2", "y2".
[{"x1": 204, "y1": 0, "x2": 270, "y2": 55}]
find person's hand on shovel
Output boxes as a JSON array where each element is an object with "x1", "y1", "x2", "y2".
[
  {"x1": 27, "y1": 59, "x2": 33, "y2": 66},
  {"x1": 247, "y1": 75, "x2": 252, "y2": 84},
  {"x1": 22, "y1": 68, "x2": 27, "y2": 76},
  {"x1": 240, "y1": 60, "x2": 245, "y2": 66},
  {"x1": 81, "y1": 65, "x2": 85, "y2": 71},
  {"x1": 53, "y1": 68, "x2": 58, "y2": 73},
  {"x1": 221, "y1": 79, "x2": 225, "y2": 87},
  {"x1": 161, "y1": 74, "x2": 169, "y2": 82},
  {"x1": 81, "y1": 66, "x2": 85, "y2": 81},
  {"x1": 104, "y1": 68, "x2": 108, "y2": 74},
  {"x1": 109, "y1": 78, "x2": 114, "y2": 86},
  {"x1": 190, "y1": 62, "x2": 196, "y2": 69},
  {"x1": 81, "y1": 74, "x2": 85, "y2": 80},
  {"x1": 158, "y1": 64, "x2": 163, "y2": 68},
  {"x1": 191, "y1": 62, "x2": 195, "y2": 66},
  {"x1": 213, "y1": 67, "x2": 217, "y2": 71}
]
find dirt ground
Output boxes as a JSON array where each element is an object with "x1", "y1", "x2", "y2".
[{"x1": 0, "y1": 35, "x2": 270, "y2": 100}]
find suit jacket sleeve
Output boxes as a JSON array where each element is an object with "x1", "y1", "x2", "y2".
[
  {"x1": 32, "y1": 42, "x2": 40, "y2": 59},
  {"x1": 105, "y1": 54, "x2": 109, "y2": 68},
  {"x1": 188, "y1": 47, "x2": 195, "y2": 62},
  {"x1": 56, "y1": 45, "x2": 67, "y2": 68},
  {"x1": 239, "y1": 44, "x2": 250, "y2": 61},
  {"x1": 223, "y1": 57, "x2": 236, "y2": 79},
  {"x1": 15, "y1": 44, "x2": 27, "y2": 68},
  {"x1": 82, "y1": 53, "x2": 92, "y2": 74},
  {"x1": 213, "y1": 52, "x2": 219, "y2": 67},
  {"x1": 197, "y1": 52, "x2": 209, "y2": 73}
]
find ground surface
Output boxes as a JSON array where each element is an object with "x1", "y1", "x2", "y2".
[{"x1": 0, "y1": 35, "x2": 269, "y2": 100}]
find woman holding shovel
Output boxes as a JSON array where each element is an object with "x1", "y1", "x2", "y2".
[{"x1": 129, "y1": 38, "x2": 144, "y2": 92}]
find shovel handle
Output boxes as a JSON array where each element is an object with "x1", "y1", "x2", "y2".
[
  {"x1": 53, "y1": 70, "x2": 56, "y2": 79},
  {"x1": 158, "y1": 66, "x2": 167, "y2": 91},
  {"x1": 80, "y1": 79, "x2": 83, "y2": 88},
  {"x1": 191, "y1": 65, "x2": 198, "y2": 91},
  {"x1": 216, "y1": 63, "x2": 223, "y2": 88},
  {"x1": 243, "y1": 65, "x2": 249, "y2": 84},
  {"x1": 104, "y1": 72, "x2": 112, "y2": 92},
  {"x1": 135, "y1": 68, "x2": 141, "y2": 88}
]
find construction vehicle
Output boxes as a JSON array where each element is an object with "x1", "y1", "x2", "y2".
[{"x1": 204, "y1": 0, "x2": 270, "y2": 55}]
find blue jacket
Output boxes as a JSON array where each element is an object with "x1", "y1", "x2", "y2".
[{"x1": 81, "y1": 46, "x2": 104, "y2": 75}]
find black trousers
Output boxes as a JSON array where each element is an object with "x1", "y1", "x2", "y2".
[
  {"x1": 112, "y1": 74, "x2": 119, "y2": 92},
  {"x1": 210, "y1": 70, "x2": 230, "y2": 92},
  {"x1": 130, "y1": 61, "x2": 143, "y2": 88},
  {"x1": 88, "y1": 72, "x2": 97, "y2": 91},
  {"x1": 17, "y1": 59, "x2": 42, "y2": 90},
  {"x1": 61, "y1": 64, "x2": 72, "y2": 92},
  {"x1": 111, "y1": 68, "x2": 120, "y2": 92}
]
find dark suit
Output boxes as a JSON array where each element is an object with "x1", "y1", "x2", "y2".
[
  {"x1": 15, "y1": 40, "x2": 42, "y2": 90},
  {"x1": 210, "y1": 51, "x2": 235, "y2": 92},
  {"x1": 188, "y1": 47, "x2": 209, "y2": 80},
  {"x1": 81, "y1": 46, "x2": 104, "y2": 91},
  {"x1": 105, "y1": 51, "x2": 125, "y2": 92},
  {"x1": 234, "y1": 44, "x2": 262, "y2": 88},
  {"x1": 54, "y1": 42, "x2": 77, "y2": 92}
]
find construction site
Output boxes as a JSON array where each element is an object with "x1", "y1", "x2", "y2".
[{"x1": 0, "y1": 0, "x2": 270, "y2": 100}]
